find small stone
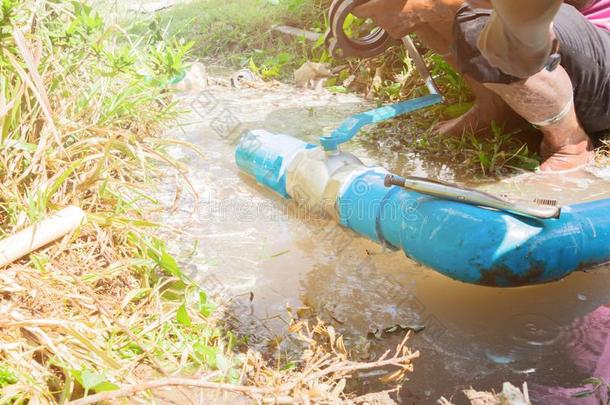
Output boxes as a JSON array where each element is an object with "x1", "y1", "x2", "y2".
[
  {"x1": 171, "y1": 62, "x2": 208, "y2": 93},
  {"x1": 294, "y1": 61, "x2": 333, "y2": 90}
]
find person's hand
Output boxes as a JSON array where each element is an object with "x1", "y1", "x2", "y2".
[{"x1": 352, "y1": 0, "x2": 424, "y2": 39}]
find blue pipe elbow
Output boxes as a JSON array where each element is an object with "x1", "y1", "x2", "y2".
[
  {"x1": 339, "y1": 170, "x2": 610, "y2": 286},
  {"x1": 236, "y1": 131, "x2": 610, "y2": 286}
]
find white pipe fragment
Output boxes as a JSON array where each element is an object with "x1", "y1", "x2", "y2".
[
  {"x1": 0, "y1": 206, "x2": 86, "y2": 267},
  {"x1": 272, "y1": 25, "x2": 322, "y2": 42}
]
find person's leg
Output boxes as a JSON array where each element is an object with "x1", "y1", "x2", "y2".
[
  {"x1": 451, "y1": 4, "x2": 610, "y2": 171},
  {"x1": 433, "y1": 76, "x2": 515, "y2": 136},
  {"x1": 484, "y1": 66, "x2": 593, "y2": 171},
  {"x1": 414, "y1": 23, "x2": 516, "y2": 136}
]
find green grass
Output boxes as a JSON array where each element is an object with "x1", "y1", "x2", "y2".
[
  {"x1": 0, "y1": 0, "x2": 245, "y2": 402},
  {"x1": 130, "y1": 0, "x2": 329, "y2": 79}
]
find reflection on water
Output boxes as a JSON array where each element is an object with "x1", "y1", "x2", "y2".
[{"x1": 159, "y1": 82, "x2": 610, "y2": 403}]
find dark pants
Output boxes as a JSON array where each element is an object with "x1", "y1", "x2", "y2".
[{"x1": 453, "y1": 4, "x2": 610, "y2": 136}]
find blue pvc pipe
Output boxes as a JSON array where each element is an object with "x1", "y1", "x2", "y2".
[
  {"x1": 235, "y1": 131, "x2": 610, "y2": 287},
  {"x1": 235, "y1": 130, "x2": 313, "y2": 198},
  {"x1": 339, "y1": 170, "x2": 610, "y2": 286}
]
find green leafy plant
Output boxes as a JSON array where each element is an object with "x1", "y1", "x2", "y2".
[
  {"x1": 0, "y1": 364, "x2": 17, "y2": 388},
  {"x1": 70, "y1": 369, "x2": 119, "y2": 396},
  {"x1": 459, "y1": 122, "x2": 540, "y2": 175},
  {"x1": 248, "y1": 51, "x2": 294, "y2": 79},
  {"x1": 147, "y1": 38, "x2": 194, "y2": 80},
  {"x1": 66, "y1": 1, "x2": 104, "y2": 39},
  {"x1": 0, "y1": 0, "x2": 18, "y2": 44}
]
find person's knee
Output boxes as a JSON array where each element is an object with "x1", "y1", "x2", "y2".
[{"x1": 483, "y1": 67, "x2": 574, "y2": 127}]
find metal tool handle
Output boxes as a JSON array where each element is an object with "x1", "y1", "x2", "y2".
[
  {"x1": 385, "y1": 174, "x2": 561, "y2": 220},
  {"x1": 401, "y1": 36, "x2": 441, "y2": 97},
  {"x1": 320, "y1": 35, "x2": 443, "y2": 152},
  {"x1": 319, "y1": 94, "x2": 442, "y2": 151}
]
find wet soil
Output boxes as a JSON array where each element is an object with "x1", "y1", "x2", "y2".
[{"x1": 158, "y1": 78, "x2": 610, "y2": 404}]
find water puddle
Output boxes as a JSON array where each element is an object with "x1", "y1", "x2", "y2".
[{"x1": 158, "y1": 78, "x2": 610, "y2": 403}]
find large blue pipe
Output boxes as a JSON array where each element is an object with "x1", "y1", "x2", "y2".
[{"x1": 235, "y1": 130, "x2": 610, "y2": 287}]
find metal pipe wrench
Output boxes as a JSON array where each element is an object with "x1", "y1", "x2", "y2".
[{"x1": 324, "y1": 0, "x2": 441, "y2": 96}]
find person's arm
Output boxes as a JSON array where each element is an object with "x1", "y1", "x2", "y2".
[
  {"x1": 477, "y1": 0, "x2": 562, "y2": 78},
  {"x1": 352, "y1": 0, "x2": 460, "y2": 38}
]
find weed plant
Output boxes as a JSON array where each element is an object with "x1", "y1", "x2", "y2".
[{"x1": 0, "y1": 0, "x2": 243, "y2": 402}]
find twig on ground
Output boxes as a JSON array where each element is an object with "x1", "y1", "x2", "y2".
[{"x1": 67, "y1": 333, "x2": 417, "y2": 405}]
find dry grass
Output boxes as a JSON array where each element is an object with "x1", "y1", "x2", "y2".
[{"x1": 0, "y1": 0, "x2": 215, "y2": 402}]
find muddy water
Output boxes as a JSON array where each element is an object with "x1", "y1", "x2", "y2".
[{"x1": 160, "y1": 80, "x2": 610, "y2": 404}]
